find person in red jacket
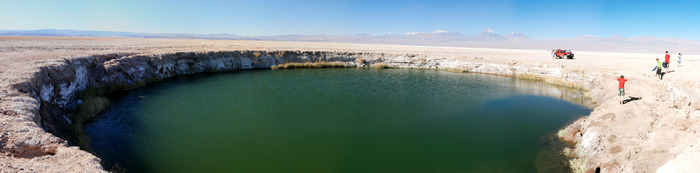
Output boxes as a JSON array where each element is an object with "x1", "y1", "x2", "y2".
[
  {"x1": 664, "y1": 51, "x2": 671, "y2": 73},
  {"x1": 617, "y1": 75, "x2": 628, "y2": 105}
]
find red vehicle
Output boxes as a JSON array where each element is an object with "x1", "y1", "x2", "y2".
[{"x1": 552, "y1": 49, "x2": 574, "y2": 59}]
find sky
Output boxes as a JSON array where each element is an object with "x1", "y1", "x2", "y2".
[{"x1": 1, "y1": 0, "x2": 700, "y2": 39}]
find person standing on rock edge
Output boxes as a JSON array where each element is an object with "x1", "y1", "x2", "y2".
[
  {"x1": 618, "y1": 75, "x2": 628, "y2": 105},
  {"x1": 678, "y1": 52, "x2": 682, "y2": 67},
  {"x1": 664, "y1": 51, "x2": 671, "y2": 73},
  {"x1": 656, "y1": 58, "x2": 664, "y2": 80}
]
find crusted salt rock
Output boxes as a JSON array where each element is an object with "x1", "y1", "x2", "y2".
[{"x1": 1, "y1": 38, "x2": 699, "y2": 172}]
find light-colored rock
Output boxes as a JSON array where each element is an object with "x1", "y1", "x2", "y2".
[{"x1": 1, "y1": 37, "x2": 699, "y2": 172}]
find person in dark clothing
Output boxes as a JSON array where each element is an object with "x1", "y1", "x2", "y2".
[
  {"x1": 664, "y1": 51, "x2": 671, "y2": 73},
  {"x1": 656, "y1": 58, "x2": 664, "y2": 80}
]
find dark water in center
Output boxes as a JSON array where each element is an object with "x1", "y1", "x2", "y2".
[{"x1": 84, "y1": 69, "x2": 591, "y2": 172}]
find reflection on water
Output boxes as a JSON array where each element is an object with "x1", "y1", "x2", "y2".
[
  {"x1": 84, "y1": 69, "x2": 591, "y2": 172},
  {"x1": 510, "y1": 79, "x2": 593, "y2": 108}
]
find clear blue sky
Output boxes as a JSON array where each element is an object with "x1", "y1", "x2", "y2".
[{"x1": 1, "y1": 0, "x2": 699, "y2": 39}]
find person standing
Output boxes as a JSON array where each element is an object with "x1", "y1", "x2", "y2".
[
  {"x1": 678, "y1": 53, "x2": 682, "y2": 67},
  {"x1": 664, "y1": 51, "x2": 671, "y2": 73},
  {"x1": 656, "y1": 58, "x2": 664, "y2": 80},
  {"x1": 617, "y1": 75, "x2": 628, "y2": 105},
  {"x1": 552, "y1": 49, "x2": 556, "y2": 58}
]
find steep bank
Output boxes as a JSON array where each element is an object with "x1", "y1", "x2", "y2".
[
  {"x1": 1, "y1": 50, "x2": 593, "y2": 172},
  {"x1": 1, "y1": 38, "x2": 699, "y2": 172},
  {"x1": 9, "y1": 50, "x2": 597, "y2": 140},
  {"x1": 558, "y1": 69, "x2": 700, "y2": 172}
]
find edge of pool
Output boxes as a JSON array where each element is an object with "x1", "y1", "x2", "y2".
[{"x1": 3, "y1": 49, "x2": 696, "y2": 172}]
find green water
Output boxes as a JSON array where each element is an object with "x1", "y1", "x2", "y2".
[{"x1": 84, "y1": 69, "x2": 591, "y2": 172}]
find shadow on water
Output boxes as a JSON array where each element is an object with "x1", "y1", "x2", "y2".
[
  {"x1": 71, "y1": 88, "x2": 151, "y2": 173},
  {"x1": 509, "y1": 78, "x2": 594, "y2": 108},
  {"x1": 470, "y1": 94, "x2": 590, "y2": 173},
  {"x1": 535, "y1": 132, "x2": 573, "y2": 173},
  {"x1": 72, "y1": 73, "x2": 223, "y2": 172},
  {"x1": 71, "y1": 88, "x2": 108, "y2": 151}
]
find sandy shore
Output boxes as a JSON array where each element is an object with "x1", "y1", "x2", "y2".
[{"x1": 1, "y1": 37, "x2": 699, "y2": 172}]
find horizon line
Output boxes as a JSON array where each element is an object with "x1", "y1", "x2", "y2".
[{"x1": 1, "y1": 28, "x2": 698, "y2": 41}]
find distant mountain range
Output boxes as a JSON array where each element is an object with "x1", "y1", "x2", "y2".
[
  {"x1": 2, "y1": 28, "x2": 692, "y2": 43},
  {"x1": 0, "y1": 28, "x2": 529, "y2": 41},
  {"x1": 1, "y1": 28, "x2": 699, "y2": 54},
  {"x1": 0, "y1": 29, "x2": 245, "y2": 39},
  {"x1": 503, "y1": 32, "x2": 531, "y2": 40}
]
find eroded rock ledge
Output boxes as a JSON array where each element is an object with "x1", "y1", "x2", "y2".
[
  {"x1": 12, "y1": 48, "x2": 700, "y2": 172},
  {"x1": 1, "y1": 50, "x2": 595, "y2": 171}
]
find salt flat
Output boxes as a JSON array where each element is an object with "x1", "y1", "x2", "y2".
[{"x1": 1, "y1": 37, "x2": 699, "y2": 172}]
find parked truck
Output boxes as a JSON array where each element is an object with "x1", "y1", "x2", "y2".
[{"x1": 552, "y1": 49, "x2": 574, "y2": 59}]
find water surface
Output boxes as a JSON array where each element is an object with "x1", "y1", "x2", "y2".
[{"x1": 85, "y1": 69, "x2": 591, "y2": 172}]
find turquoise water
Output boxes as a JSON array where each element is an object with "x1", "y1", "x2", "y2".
[{"x1": 84, "y1": 69, "x2": 591, "y2": 172}]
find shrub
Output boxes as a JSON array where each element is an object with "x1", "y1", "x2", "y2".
[
  {"x1": 271, "y1": 62, "x2": 347, "y2": 69},
  {"x1": 372, "y1": 63, "x2": 390, "y2": 69},
  {"x1": 443, "y1": 67, "x2": 467, "y2": 73},
  {"x1": 569, "y1": 158, "x2": 588, "y2": 173}
]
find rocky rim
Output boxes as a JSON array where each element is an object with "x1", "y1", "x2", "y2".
[{"x1": 1, "y1": 37, "x2": 699, "y2": 172}]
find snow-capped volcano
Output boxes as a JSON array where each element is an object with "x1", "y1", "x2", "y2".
[
  {"x1": 503, "y1": 32, "x2": 531, "y2": 40},
  {"x1": 470, "y1": 28, "x2": 505, "y2": 41},
  {"x1": 399, "y1": 30, "x2": 467, "y2": 40},
  {"x1": 431, "y1": 30, "x2": 450, "y2": 34}
]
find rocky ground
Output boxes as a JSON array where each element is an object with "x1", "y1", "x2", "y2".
[{"x1": 1, "y1": 37, "x2": 699, "y2": 172}]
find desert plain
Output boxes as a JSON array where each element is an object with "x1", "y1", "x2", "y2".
[{"x1": 1, "y1": 37, "x2": 700, "y2": 172}]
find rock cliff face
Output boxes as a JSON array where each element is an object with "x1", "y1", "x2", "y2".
[
  {"x1": 3, "y1": 50, "x2": 594, "y2": 171},
  {"x1": 4, "y1": 38, "x2": 700, "y2": 172}
]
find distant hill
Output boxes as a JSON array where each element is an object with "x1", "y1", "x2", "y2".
[
  {"x1": 503, "y1": 32, "x2": 531, "y2": 40},
  {"x1": 0, "y1": 29, "x2": 244, "y2": 39},
  {"x1": 470, "y1": 28, "x2": 506, "y2": 41},
  {"x1": 2, "y1": 29, "x2": 699, "y2": 54},
  {"x1": 0, "y1": 28, "x2": 520, "y2": 42},
  {"x1": 399, "y1": 30, "x2": 469, "y2": 41}
]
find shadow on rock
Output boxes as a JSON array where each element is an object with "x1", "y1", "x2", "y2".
[{"x1": 622, "y1": 96, "x2": 642, "y2": 104}]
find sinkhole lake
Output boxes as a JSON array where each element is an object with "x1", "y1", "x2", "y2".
[{"x1": 84, "y1": 68, "x2": 591, "y2": 172}]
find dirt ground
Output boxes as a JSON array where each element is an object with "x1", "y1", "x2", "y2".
[{"x1": 1, "y1": 37, "x2": 699, "y2": 172}]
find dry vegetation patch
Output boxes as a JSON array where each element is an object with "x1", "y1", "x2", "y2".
[{"x1": 271, "y1": 62, "x2": 349, "y2": 69}]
